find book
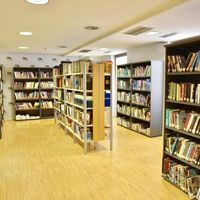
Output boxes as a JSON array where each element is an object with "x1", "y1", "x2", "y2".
[{"x1": 187, "y1": 176, "x2": 200, "y2": 199}]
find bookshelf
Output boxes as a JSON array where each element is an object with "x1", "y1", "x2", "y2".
[
  {"x1": 0, "y1": 65, "x2": 4, "y2": 139},
  {"x1": 13, "y1": 67, "x2": 54, "y2": 121},
  {"x1": 162, "y1": 36, "x2": 200, "y2": 198},
  {"x1": 117, "y1": 60, "x2": 163, "y2": 137},
  {"x1": 53, "y1": 60, "x2": 113, "y2": 154}
]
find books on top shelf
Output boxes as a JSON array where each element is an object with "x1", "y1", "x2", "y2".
[
  {"x1": 40, "y1": 91, "x2": 53, "y2": 99},
  {"x1": 117, "y1": 80, "x2": 130, "y2": 90},
  {"x1": 131, "y1": 107, "x2": 150, "y2": 121},
  {"x1": 14, "y1": 71, "x2": 38, "y2": 78},
  {"x1": 56, "y1": 78, "x2": 63, "y2": 88},
  {"x1": 40, "y1": 81, "x2": 53, "y2": 89},
  {"x1": 166, "y1": 109, "x2": 200, "y2": 135},
  {"x1": 15, "y1": 102, "x2": 39, "y2": 110},
  {"x1": 165, "y1": 135, "x2": 200, "y2": 165},
  {"x1": 73, "y1": 60, "x2": 92, "y2": 73},
  {"x1": 63, "y1": 63, "x2": 72, "y2": 75},
  {"x1": 131, "y1": 93, "x2": 150, "y2": 106},
  {"x1": 167, "y1": 51, "x2": 200, "y2": 73},
  {"x1": 41, "y1": 101, "x2": 53, "y2": 108},
  {"x1": 132, "y1": 79, "x2": 151, "y2": 91},
  {"x1": 131, "y1": 122, "x2": 150, "y2": 136},
  {"x1": 168, "y1": 82, "x2": 200, "y2": 104},
  {"x1": 65, "y1": 77, "x2": 73, "y2": 88},
  {"x1": 117, "y1": 91, "x2": 130, "y2": 103},
  {"x1": 117, "y1": 67, "x2": 130, "y2": 77},
  {"x1": 163, "y1": 157, "x2": 199, "y2": 193},
  {"x1": 14, "y1": 82, "x2": 39, "y2": 89},
  {"x1": 15, "y1": 91, "x2": 39, "y2": 99},
  {"x1": 132, "y1": 65, "x2": 151, "y2": 77}
]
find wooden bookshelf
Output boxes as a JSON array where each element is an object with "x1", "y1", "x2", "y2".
[
  {"x1": 53, "y1": 60, "x2": 113, "y2": 154},
  {"x1": 13, "y1": 67, "x2": 54, "y2": 120},
  {"x1": 117, "y1": 60, "x2": 163, "y2": 137},
  {"x1": 162, "y1": 36, "x2": 200, "y2": 198}
]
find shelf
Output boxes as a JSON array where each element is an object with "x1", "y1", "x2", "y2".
[
  {"x1": 131, "y1": 128, "x2": 151, "y2": 138},
  {"x1": 117, "y1": 76, "x2": 130, "y2": 79},
  {"x1": 16, "y1": 108, "x2": 39, "y2": 111},
  {"x1": 165, "y1": 126, "x2": 200, "y2": 140},
  {"x1": 117, "y1": 111, "x2": 130, "y2": 117},
  {"x1": 117, "y1": 123, "x2": 131, "y2": 130},
  {"x1": 65, "y1": 101, "x2": 93, "y2": 110},
  {"x1": 54, "y1": 75, "x2": 63, "y2": 78},
  {"x1": 54, "y1": 87, "x2": 64, "y2": 90},
  {"x1": 40, "y1": 88, "x2": 54, "y2": 90},
  {"x1": 166, "y1": 100, "x2": 200, "y2": 107},
  {"x1": 14, "y1": 88, "x2": 39, "y2": 91},
  {"x1": 41, "y1": 98, "x2": 54, "y2": 100},
  {"x1": 15, "y1": 98, "x2": 39, "y2": 101},
  {"x1": 132, "y1": 89, "x2": 151, "y2": 93},
  {"x1": 58, "y1": 120, "x2": 65, "y2": 127},
  {"x1": 14, "y1": 78, "x2": 38, "y2": 80},
  {"x1": 131, "y1": 103, "x2": 150, "y2": 108},
  {"x1": 132, "y1": 76, "x2": 151, "y2": 79},
  {"x1": 164, "y1": 151, "x2": 200, "y2": 171},
  {"x1": 117, "y1": 88, "x2": 130, "y2": 91},
  {"x1": 41, "y1": 108, "x2": 54, "y2": 110},
  {"x1": 40, "y1": 78, "x2": 53, "y2": 80},
  {"x1": 54, "y1": 97, "x2": 63, "y2": 101},
  {"x1": 54, "y1": 107, "x2": 60, "y2": 112},
  {"x1": 131, "y1": 116, "x2": 150, "y2": 123},
  {"x1": 15, "y1": 117, "x2": 40, "y2": 121},
  {"x1": 65, "y1": 125, "x2": 74, "y2": 134},
  {"x1": 117, "y1": 100, "x2": 130, "y2": 104},
  {"x1": 73, "y1": 119, "x2": 93, "y2": 127},
  {"x1": 167, "y1": 72, "x2": 200, "y2": 76}
]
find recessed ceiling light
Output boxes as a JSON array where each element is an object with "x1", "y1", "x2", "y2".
[
  {"x1": 146, "y1": 31, "x2": 160, "y2": 35},
  {"x1": 26, "y1": 0, "x2": 48, "y2": 5},
  {"x1": 19, "y1": 31, "x2": 33, "y2": 36},
  {"x1": 84, "y1": 26, "x2": 99, "y2": 30},
  {"x1": 100, "y1": 48, "x2": 108, "y2": 51},
  {"x1": 18, "y1": 46, "x2": 29, "y2": 49}
]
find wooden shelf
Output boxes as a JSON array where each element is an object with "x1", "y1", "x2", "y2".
[
  {"x1": 40, "y1": 77, "x2": 53, "y2": 80},
  {"x1": 14, "y1": 77, "x2": 38, "y2": 80},
  {"x1": 117, "y1": 88, "x2": 130, "y2": 91},
  {"x1": 41, "y1": 108, "x2": 54, "y2": 110},
  {"x1": 15, "y1": 98, "x2": 39, "y2": 101},
  {"x1": 164, "y1": 151, "x2": 200, "y2": 171},
  {"x1": 117, "y1": 76, "x2": 130, "y2": 79},
  {"x1": 132, "y1": 89, "x2": 151, "y2": 93},
  {"x1": 131, "y1": 103, "x2": 150, "y2": 108},
  {"x1": 117, "y1": 100, "x2": 130, "y2": 104},
  {"x1": 16, "y1": 108, "x2": 39, "y2": 111},
  {"x1": 166, "y1": 99, "x2": 200, "y2": 107},
  {"x1": 14, "y1": 88, "x2": 39, "y2": 91},
  {"x1": 165, "y1": 126, "x2": 200, "y2": 140},
  {"x1": 40, "y1": 88, "x2": 54, "y2": 90},
  {"x1": 117, "y1": 111, "x2": 130, "y2": 117},
  {"x1": 131, "y1": 116, "x2": 150, "y2": 123},
  {"x1": 132, "y1": 76, "x2": 151, "y2": 79},
  {"x1": 41, "y1": 98, "x2": 54, "y2": 100},
  {"x1": 167, "y1": 72, "x2": 200, "y2": 76}
]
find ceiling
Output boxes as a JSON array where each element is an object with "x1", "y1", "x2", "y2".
[
  {"x1": 70, "y1": 0, "x2": 200, "y2": 57},
  {"x1": 0, "y1": 0, "x2": 187, "y2": 55}
]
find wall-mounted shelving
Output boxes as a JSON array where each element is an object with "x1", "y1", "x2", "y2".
[{"x1": 13, "y1": 67, "x2": 54, "y2": 121}]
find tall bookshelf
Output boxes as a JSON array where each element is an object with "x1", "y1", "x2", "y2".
[
  {"x1": 162, "y1": 36, "x2": 200, "y2": 199},
  {"x1": 117, "y1": 60, "x2": 163, "y2": 137},
  {"x1": 0, "y1": 65, "x2": 4, "y2": 139},
  {"x1": 53, "y1": 60, "x2": 113, "y2": 154},
  {"x1": 13, "y1": 67, "x2": 54, "y2": 121}
]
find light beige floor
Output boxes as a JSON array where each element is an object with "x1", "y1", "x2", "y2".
[{"x1": 0, "y1": 119, "x2": 188, "y2": 200}]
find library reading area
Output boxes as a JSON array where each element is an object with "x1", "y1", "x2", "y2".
[{"x1": 1, "y1": 0, "x2": 200, "y2": 199}]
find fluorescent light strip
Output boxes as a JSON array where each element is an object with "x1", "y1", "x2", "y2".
[{"x1": 26, "y1": 0, "x2": 48, "y2": 5}]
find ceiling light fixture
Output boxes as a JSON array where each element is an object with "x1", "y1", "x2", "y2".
[
  {"x1": 146, "y1": 31, "x2": 160, "y2": 35},
  {"x1": 18, "y1": 46, "x2": 29, "y2": 49},
  {"x1": 26, "y1": 0, "x2": 48, "y2": 5},
  {"x1": 84, "y1": 26, "x2": 99, "y2": 30},
  {"x1": 100, "y1": 48, "x2": 108, "y2": 51},
  {"x1": 19, "y1": 31, "x2": 33, "y2": 36},
  {"x1": 57, "y1": 45, "x2": 67, "y2": 49}
]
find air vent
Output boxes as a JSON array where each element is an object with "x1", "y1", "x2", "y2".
[
  {"x1": 105, "y1": 51, "x2": 112, "y2": 54},
  {"x1": 160, "y1": 32, "x2": 179, "y2": 38},
  {"x1": 124, "y1": 26, "x2": 153, "y2": 36},
  {"x1": 79, "y1": 49, "x2": 91, "y2": 53}
]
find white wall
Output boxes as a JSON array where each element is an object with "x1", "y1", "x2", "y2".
[{"x1": 127, "y1": 43, "x2": 165, "y2": 63}]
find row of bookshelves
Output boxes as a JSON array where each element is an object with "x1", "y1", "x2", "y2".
[
  {"x1": 53, "y1": 60, "x2": 113, "y2": 154},
  {"x1": 117, "y1": 60, "x2": 163, "y2": 138},
  {"x1": 163, "y1": 36, "x2": 200, "y2": 199}
]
